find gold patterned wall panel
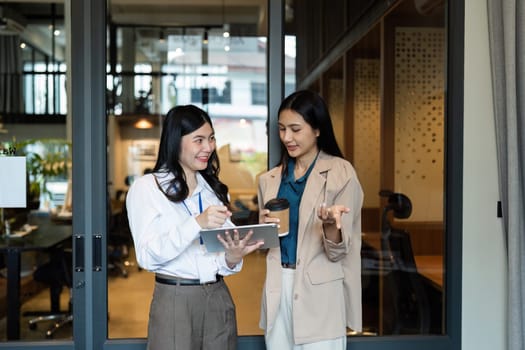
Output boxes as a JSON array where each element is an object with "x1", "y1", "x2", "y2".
[
  {"x1": 353, "y1": 59, "x2": 380, "y2": 208},
  {"x1": 394, "y1": 27, "x2": 444, "y2": 221}
]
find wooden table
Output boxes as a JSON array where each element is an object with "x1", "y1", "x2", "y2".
[
  {"x1": 362, "y1": 232, "x2": 443, "y2": 288},
  {"x1": 0, "y1": 215, "x2": 72, "y2": 340},
  {"x1": 414, "y1": 255, "x2": 443, "y2": 288}
]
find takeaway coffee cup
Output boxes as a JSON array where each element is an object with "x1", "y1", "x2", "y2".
[{"x1": 264, "y1": 198, "x2": 290, "y2": 236}]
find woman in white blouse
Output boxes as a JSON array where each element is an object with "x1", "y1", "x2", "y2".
[{"x1": 126, "y1": 105, "x2": 262, "y2": 350}]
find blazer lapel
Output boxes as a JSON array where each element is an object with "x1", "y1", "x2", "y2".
[
  {"x1": 297, "y1": 152, "x2": 331, "y2": 248},
  {"x1": 262, "y1": 166, "x2": 282, "y2": 204}
]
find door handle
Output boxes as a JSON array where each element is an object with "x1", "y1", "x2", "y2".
[
  {"x1": 74, "y1": 234, "x2": 84, "y2": 272},
  {"x1": 93, "y1": 234, "x2": 102, "y2": 271}
]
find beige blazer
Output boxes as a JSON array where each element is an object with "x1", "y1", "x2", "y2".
[{"x1": 258, "y1": 151, "x2": 363, "y2": 344}]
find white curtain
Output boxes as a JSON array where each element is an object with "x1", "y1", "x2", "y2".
[
  {"x1": 487, "y1": 1, "x2": 525, "y2": 349},
  {"x1": 0, "y1": 35, "x2": 24, "y2": 114}
]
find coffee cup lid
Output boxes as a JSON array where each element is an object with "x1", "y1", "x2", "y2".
[{"x1": 264, "y1": 198, "x2": 290, "y2": 210}]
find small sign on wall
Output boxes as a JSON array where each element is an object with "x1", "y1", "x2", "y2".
[{"x1": 0, "y1": 156, "x2": 27, "y2": 208}]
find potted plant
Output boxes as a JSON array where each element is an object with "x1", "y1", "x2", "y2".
[
  {"x1": 26, "y1": 151, "x2": 45, "y2": 208},
  {"x1": 2, "y1": 138, "x2": 71, "y2": 210}
]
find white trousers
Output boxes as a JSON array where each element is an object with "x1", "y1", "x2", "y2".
[{"x1": 265, "y1": 267, "x2": 347, "y2": 350}]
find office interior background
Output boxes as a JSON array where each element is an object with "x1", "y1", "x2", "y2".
[{"x1": 0, "y1": 0, "x2": 513, "y2": 350}]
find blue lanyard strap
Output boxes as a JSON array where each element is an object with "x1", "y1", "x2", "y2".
[{"x1": 182, "y1": 192, "x2": 203, "y2": 215}]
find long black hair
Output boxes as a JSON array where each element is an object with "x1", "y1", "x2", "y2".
[
  {"x1": 152, "y1": 105, "x2": 229, "y2": 206},
  {"x1": 277, "y1": 90, "x2": 343, "y2": 175}
]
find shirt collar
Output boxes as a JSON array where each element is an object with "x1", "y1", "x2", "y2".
[
  {"x1": 285, "y1": 153, "x2": 319, "y2": 184},
  {"x1": 153, "y1": 171, "x2": 211, "y2": 196}
]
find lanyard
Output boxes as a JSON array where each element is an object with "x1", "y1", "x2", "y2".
[
  {"x1": 182, "y1": 192, "x2": 203, "y2": 214},
  {"x1": 182, "y1": 192, "x2": 203, "y2": 244}
]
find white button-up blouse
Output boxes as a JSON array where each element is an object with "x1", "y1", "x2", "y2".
[{"x1": 126, "y1": 171, "x2": 240, "y2": 283}]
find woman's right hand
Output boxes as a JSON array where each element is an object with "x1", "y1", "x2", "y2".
[
  {"x1": 196, "y1": 205, "x2": 232, "y2": 229},
  {"x1": 259, "y1": 208, "x2": 281, "y2": 226}
]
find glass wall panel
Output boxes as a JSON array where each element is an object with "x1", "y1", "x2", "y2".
[
  {"x1": 349, "y1": 1, "x2": 446, "y2": 335},
  {"x1": 286, "y1": 0, "x2": 446, "y2": 338},
  {"x1": 0, "y1": 0, "x2": 456, "y2": 347},
  {"x1": 0, "y1": 1, "x2": 71, "y2": 343},
  {"x1": 1, "y1": 5, "x2": 66, "y2": 120},
  {"x1": 106, "y1": 0, "x2": 269, "y2": 338}
]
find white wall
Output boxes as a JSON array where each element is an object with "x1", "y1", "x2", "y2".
[{"x1": 463, "y1": 1, "x2": 507, "y2": 349}]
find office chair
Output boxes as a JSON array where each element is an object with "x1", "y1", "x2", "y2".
[
  {"x1": 26, "y1": 244, "x2": 73, "y2": 338},
  {"x1": 107, "y1": 194, "x2": 135, "y2": 278},
  {"x1": 379, "y1": 190, "x2": 431, "y2": 334}
]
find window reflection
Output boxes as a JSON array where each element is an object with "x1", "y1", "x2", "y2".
[
  {"x1": 105, "y1": 0, "x2": 446, "y2": 340},
  {"x1": 0, "y1": 0, "x2": 447, "y2": 343},
  {"x1": 286, "y1": 0, "x2": 446, "y2": 337},
  {"x1": 352, "y1": 2, "x2": 445, "y2": 337}
]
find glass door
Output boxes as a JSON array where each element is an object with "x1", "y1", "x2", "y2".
[
  {"x1": 102, "y1": 0, "x2": 274, "y2": 349},
  {"x1": 0, "y1": 0, "x2": 75, "y2": 348},
  {"x1": 0, "y1": 1, "x2": 463, "y2": 349}
]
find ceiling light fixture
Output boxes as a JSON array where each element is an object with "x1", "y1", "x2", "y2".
[
  {"x1": 202, "y1": 29, "x2": 208, "y2": 45},
  {"x1": 222, "y1": 0, "x2": 230, "y2": 38},
  {"x1": 134, "y1": 118, "x2": 154, "y2": 129}
]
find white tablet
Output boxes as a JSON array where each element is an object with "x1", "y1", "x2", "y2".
[{"x1": 200, "y1": 223, "x2": 279, "y2": 253}]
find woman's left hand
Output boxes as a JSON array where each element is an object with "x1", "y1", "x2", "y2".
[
  {"x1": 317, "y1": 203, "x2": 350, "y2": 229},
  {"x1": 217, "y1": 229, "x2": 264, "y2": 268}
]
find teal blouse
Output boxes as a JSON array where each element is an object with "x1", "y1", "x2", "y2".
[{"x1": 277, "y1": 156, "x2": 317, "y2": 265}]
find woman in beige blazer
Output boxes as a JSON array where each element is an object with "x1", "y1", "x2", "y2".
[{"x1": 258, "y1": 90, "x2": 364, "y2": 349}]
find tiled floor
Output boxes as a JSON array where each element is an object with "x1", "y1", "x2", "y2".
[
  {"x1": 107, "y1": 249, "x2": 267, "y2": 338},
  {"x1": 0, "y1": 248, "x2": 267, "y2": 341}
]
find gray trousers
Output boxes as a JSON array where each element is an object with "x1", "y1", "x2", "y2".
[{"x1": 147, "y1": 278, "x2": 237, "y2": 350}]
